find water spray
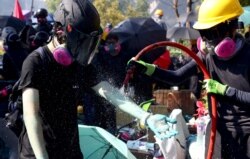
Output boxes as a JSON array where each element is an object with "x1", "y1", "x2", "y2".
[{"x1": 123, "y1": 41, "x2": 217, "y2": 159}]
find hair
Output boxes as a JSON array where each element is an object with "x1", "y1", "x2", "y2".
[{"x1": 106, "y1": 33, "x2": 119, "y2": 41}]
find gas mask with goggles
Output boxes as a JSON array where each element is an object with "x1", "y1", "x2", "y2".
[{"x1": 52, "y1": 0, "x2": 101, "y2": 66}]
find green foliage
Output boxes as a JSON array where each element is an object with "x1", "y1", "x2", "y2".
[
  {"x1": 239, "y1": 0, "x2": 250, "y2": 6},
  {"x1": 45, "y1": 0, "x2": 149, "y2": 28},
  {"x1": 93, "y1": 0, "x2": 125, "y2": 28},
  {"x1": 45, "y1": 0, "x2": 61, "y2": 13},
  {"x1": 93, "y1": 0, "x2": 149, "y2": 28},
  {"x1": 168, "y1": 40, "x2": 191, "y2": 56}
]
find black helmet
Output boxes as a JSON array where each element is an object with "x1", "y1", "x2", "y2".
[
  {"x1": 34, "y1": 8, "x2": 48, "y2": 18},
  {"x1": 53, "y1": 0, "x2": 101, "y2": 66},
  {"x1": 32, "y1": 31, "x2": 50, "y2": 46},
  {"x1": 53, "y1": 0, "x2": 100, "y2": 34}
]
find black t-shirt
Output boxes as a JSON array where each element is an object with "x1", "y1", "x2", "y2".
[{"x1": 18, "y1": 46, "x2": 101, "y2": 159}]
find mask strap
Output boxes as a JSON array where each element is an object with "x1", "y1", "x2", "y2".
[{"x1": 87, "y1": 35, "x2": 101, "y2": 64}]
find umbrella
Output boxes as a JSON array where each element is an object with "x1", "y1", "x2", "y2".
[
  {"x1": 0, "y1": 15, "x2": 26, "y2": 33},
  {"x1": 179, "y1": 11, "x2": 198, "y2": 23},
  {"x1": 110, "y1": 17, "x2": 167, "y2": 62},
  {"x1": 167, "y1": 27, "x2": 200, "y2": 40},
  {"x1": 78, "y1": 125, "x2": 136, "y2": 159},
  {"x1": 239, "y1": 6, "x2": 250, "y2": 26}
]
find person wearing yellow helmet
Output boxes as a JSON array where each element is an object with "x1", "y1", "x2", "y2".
[
  {"x1": 153, "y1": 9, "x2": 167, "y2": 31},
  {"x1": 154, "y1": 9, "x2": 164, "y2": 17},
  {"x1": 127, "y1": 0, "x2": 250, "y2": 158}
]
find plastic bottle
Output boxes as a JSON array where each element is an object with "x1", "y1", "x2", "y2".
[
  {"x1": 196, "y1": 116, "x2": 206, "y2": 159},
  {"x1": 77, "y1": 105, "x2": 84, "y2": 124},
  {"x1": 127, "y1": 140, "x2": 155, "y2": 153}
]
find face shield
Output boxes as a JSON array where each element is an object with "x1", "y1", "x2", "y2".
[{"x1": 66, "y1": 26, "x2": 101, "y2": 66}]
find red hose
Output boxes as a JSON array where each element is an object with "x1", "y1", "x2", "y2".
[{"x1": 129, "y1": 41, "x2": 217, "y2": 159}]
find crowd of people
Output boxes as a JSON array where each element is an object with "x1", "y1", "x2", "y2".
[{"x1": 0, "y1": 0, "x2": 249, "y2": 158}]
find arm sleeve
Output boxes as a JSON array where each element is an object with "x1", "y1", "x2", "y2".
[
  {"x1": 152, "y1": 59, "x2": 199, "y2": 85},
  {"x1": 225, "y1": 87, "x2": 250, "y2": 106}
]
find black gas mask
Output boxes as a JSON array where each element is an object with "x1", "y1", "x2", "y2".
[{"x1": 53, "y1": 0, "x2": 101, "y2": 66}]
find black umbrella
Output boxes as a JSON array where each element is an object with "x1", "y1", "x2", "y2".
[
  {"x1": 167, "y1": 27, "x2": 200, "y2": 40},
  {"x1": 0, "y1": 16, "x2": 26, "y2": 33},
  {"x1": 179, "y1": 11, "x2": 198, "y2": 23},
  {"x1": 110, "y1": 17, "x2": 167, "y2": 62}
]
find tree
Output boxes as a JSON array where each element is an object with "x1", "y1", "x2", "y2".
[
  {"x1": 93, "y1": 0, "x2": 125, "y2": 27},
  {"x1": 45, "y1": 0, "x2": 149, "y2": 28},
  {"x1": 45, "y1": 0, "x2": 61, "y2": 13},
  {"x1": 93, "y1": 0, "x2": 149, "y2": 27}
]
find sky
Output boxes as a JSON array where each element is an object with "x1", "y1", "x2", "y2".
[{"x1": 0, "y1": 0, "x2": 46, "y2": 16}]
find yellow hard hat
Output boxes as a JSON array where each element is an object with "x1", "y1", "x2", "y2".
[
  {"x1": 155, "y1": 9, "x2": 164, "y2": 16},
  {"x1": 193, "y1": 0, "x2": 243, "y2": 30}
]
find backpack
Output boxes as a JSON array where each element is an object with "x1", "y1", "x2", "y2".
[
  {"x1": 4, "y1": 47, "x2": 47, "y2": 136},
  {"x1": 4, "y1": 79, "x2": 23, "y2": 136}
]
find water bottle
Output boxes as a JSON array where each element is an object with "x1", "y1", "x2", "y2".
[
  {"x1": 196, "y1": 116, "x2": 206, "y2": 159},
  {"x1": 127, "y1": 140, "x2": 155, "y2": 153},
  {"x1": 77, "y1": 105, "x2": 85, "y2": 124}
]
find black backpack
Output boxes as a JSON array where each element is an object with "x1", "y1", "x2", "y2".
[
  {"x1": 4, "y1": 47, "x2": 47, "y2": 136},
  {"x1": 4, "y1": 79, "x2": 23, "y2": 136}
]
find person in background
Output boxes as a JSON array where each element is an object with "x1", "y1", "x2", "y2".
[
  {"x1": 127, "y1": 0, "x2": 250, "y2": 158},
  {"x1": 100, "y1": 22, "x2": 113, "y2": 47},
  {"x1": 189, "y1": 39, "x2": 203, "y2": 100},
  {"x1": 1, "y1": 26, "x2": 28, "y2": 80},
  {"x1": 33, "y1": 8, "x2": 53, "y2": 34},
  {"x1": 152, "y1": 49, "x2": 172, "y2": 90},
  {"x1": 82, "y1": 33, "x2": 124, "y2": 134},
  {"x1": 152, "y1": 9, "x2": 167, "y2": 31},
  {"x1": 245, "y1": 24, "x2": 250, "y2": 42},
  {"x1": 28, "y1": 31, "x2": 50, "y2": 51},
  {"x1": 18, "y1": 0, "x2": 174, "y2": 158},
  {"x1": 0, "y1": 26, "x2": 29, "y2": 117}
]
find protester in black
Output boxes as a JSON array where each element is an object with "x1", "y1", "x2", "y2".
[
  {"x1": 1, "y1": 26, "x2": 28, "y2": 80},
  {"x1": 18, "y1": 0, "x2": 173, "y2": 158},
  {"x1": 33, "y1": 8, "x2": 53, "y2": 34},
  {"x1": 83, "y1": 33, "x2": 126, "y2": 134},
  {"x1": 127, "y1": 0, "x2": 250, "y2": 158}
]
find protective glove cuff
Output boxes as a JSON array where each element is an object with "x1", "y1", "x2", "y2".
[
  {"x1": 139, "y1": 113, "x2": 151, "y2": 129},
  {"x1": 144, "y1": 63, "x2": 156, "y2": 76},
  {"x1": 218, "y1": 83, "x2": 228, "y2": 95}
]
